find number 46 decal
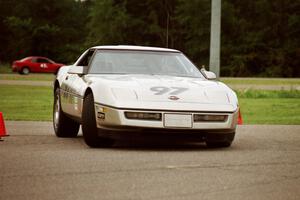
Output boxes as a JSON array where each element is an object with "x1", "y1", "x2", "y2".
[
  {"x1": 40, "y1": 63, "x2": 48, "y2": 68},
  {"x1": 150, "y1": 86, "x2": 188, "y2": 95}
]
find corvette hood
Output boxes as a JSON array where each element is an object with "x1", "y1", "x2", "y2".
[{"x1": 87, "y1": 74, "x2": 237, "y2": 112}]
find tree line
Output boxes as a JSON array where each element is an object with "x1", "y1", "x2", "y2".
[{"x1": 0, "y1": 0, "x2": 299, "y2": 77}]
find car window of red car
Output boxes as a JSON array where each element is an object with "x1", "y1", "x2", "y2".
[
  {"x1": 36, "y1": 58, "x2": 51, "y2": 63},
  {"x1": 31, "y1": 58, "x2": 38, "y2": 63}
]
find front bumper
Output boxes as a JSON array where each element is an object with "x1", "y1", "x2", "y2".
[
  {"x1": 97, "y1": 127, "x2": 235, "y2": 143},
  {"x1": 12, "y1": 65, "x2": 18, "y2": 72},
  {"x1": 94, "y1": 103, "x2": 239, "y2": 132}
]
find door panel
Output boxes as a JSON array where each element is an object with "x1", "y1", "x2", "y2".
[
  {"x1": 60, "y1": 73, "x2": 87, "y2": 118},
  {"x1": 60, "y1": 49, "x2": 95, "y2": 118},
  {"x1": 28, "y1": 59, "x2": 40, "y2": 72}
]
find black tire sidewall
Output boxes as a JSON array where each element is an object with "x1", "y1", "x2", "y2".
[{"x1": 82, "y1": 93, "x2": 99, "y2": 147}]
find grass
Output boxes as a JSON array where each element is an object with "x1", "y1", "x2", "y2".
[
  {"x1": 240, "y1": 98, "x2": 300, "y2": 124},
  {"x1": 0, "y1": 85, "x2": 53, "y2": 121},
  {"x1": 236, "y1": 89, "x2": 300, "y2": 98},
  {"x1": 237, "y1": 90, "x2": 300, "y2": 124},
  {"x1": 0, "y1": 74, "x2": 55, "y2": 81},
  {"x1": 221, "y1": 77, "x2": 300, "y2": 85},
  {"x1": 0, "y1": 85, "x2": 299, "y2": 124}
]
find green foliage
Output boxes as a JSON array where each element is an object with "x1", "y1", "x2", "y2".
[
  {"x1": 0, "y1": 0, "x2": 299, "y2": 77},
  {"x1": 86, "y1": 0, "x2": 129, "y2": 46},
  {"x1": 86, "y1": 0, "x2": 178, "y2": 48},
  {"x1": 221, "y1": 0, "x2": 300, "y2": 77},
  {"x1": 176, "y1": 0, "x2": 211, "y2": 66},
  {"x1": 4, "y1": 16, "x2": 34, "y2": 59},
  {"x1": 0, "y1": 0, "x2": 90, "y2": 63}
]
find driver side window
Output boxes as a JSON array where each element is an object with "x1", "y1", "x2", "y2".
[{"x1": 77, "y1": 49, "x2": 95, "y2": 67}]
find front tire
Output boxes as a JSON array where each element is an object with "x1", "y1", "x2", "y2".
[
  {"x1": 53, "y1": 88, "x2": 79, "y2": 137},
  {"x1": 82, "y1": 93, "x2": 114, "y2": 148}
]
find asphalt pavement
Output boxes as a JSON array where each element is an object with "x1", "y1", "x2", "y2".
[{"x1": 0, "y1": 121, "x2": 300, "y2": 200}]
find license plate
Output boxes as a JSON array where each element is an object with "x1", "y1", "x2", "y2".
[{"x1": 164, "y1": 114, "x2": 192, "y2": 128}]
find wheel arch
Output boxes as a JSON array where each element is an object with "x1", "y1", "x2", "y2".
[{"x1": 84, "y1": 87, "x2": 93, "y2": 98}]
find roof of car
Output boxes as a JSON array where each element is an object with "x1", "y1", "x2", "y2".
[
  {"x1": 23, "y1": 56, "x2": 50, "y2": 59},
  {"x1": 91, "y1": 45, "x2": 181, "y2": 53}
]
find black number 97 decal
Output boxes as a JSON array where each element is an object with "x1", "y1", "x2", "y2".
[{"x1": 150, "y1": 87, "x2": 188, "y2": 95}]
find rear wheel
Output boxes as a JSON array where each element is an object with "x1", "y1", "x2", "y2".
[
  {"x1": 82, "y1": 92, "x2": 114, "y2": 148},
  {"x1": 21, "y1": 67, "x2": 30, "y2": 75},
  {"x1": 53, "y1": 88, "x2": 79, "y2": 137}
]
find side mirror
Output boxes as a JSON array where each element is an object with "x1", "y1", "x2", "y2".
[
  {"x1": 68, "y1": 66, "x2": 85, "y2": 75},
  {"x1": 204, "y1": 71, "x2": 217, "y2": 80},
  {"x1": 200, "y1": 67, "x2": 217, "y2": 80}
]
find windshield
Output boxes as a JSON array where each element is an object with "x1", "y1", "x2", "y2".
[{"x1": 88, "y1": 50, "x2": 204, "y2": 78}]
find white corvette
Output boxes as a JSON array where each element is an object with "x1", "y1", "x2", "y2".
[{"x1": 53, "y1": 45, "x2": 239, "y2": 148}]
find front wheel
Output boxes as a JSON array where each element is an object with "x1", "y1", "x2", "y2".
[
  {"x1": 82, "y1": 93, "x2": 114, "y2": 148},
  {"x1": 53, "y1": 88, "x2": 79, "y2": 137}
]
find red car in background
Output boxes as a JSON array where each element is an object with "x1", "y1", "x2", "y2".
[{"x1": 12, "y1": 56, "x2": 64, "y2": 75}]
